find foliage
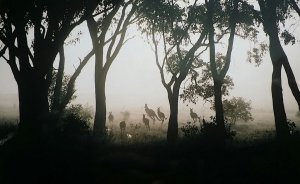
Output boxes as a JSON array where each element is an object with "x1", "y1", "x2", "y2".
[
  {"x1": 61, "y1": 104, "x2": 93, "y2": 139},
  {"x1": 200, "y1": 116, "x2": 236, "y2": 140},
  {"x1": 287, "y1": 119, "x2": 297, "y2": 135},
  {"x1": 247, "y1": 43, "x2": 268, "y2": 67},
  {"x1": 181, "y1": 116, "x2": 236, "y2": 140},
  {"x1": 181, "y1": 55, "x2": 234, "y2": 104},
  {"x1": 181, "y1": 121, "x2": 201, "y2": 138},
  {"x1": 280, "y1": 30, "x2": 296, "y2": 45},
  {"x1": 222, "y1": 97, "x2": 254, "y2": 124},
  {"x1": 48, "y1": 70, "x2": 76, "y2": 111},
  {"x1": 64, "y1": 104, "x2": 93, "y2": 123}
]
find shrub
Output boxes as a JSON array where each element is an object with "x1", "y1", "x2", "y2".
[
  {"x1": 200, "y1": 116, "x2": 236, "y2": 140},
  {"x1": 287, "y1": 119, "x2": 297, "y2": 135},
  {"x1": 181, "y1": 116, "x2": 236, "y2": 140},
  {"x1": 60, "y1": 104, "x2": 93, "y2": 139}
]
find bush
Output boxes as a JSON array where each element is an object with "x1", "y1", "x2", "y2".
[
  {"x1": 181, "y1": 116, "x2": 236, "y2": 140},
  {"x1": 200, "y1": 116, "x2": 236, "y2": 140},
  {"x1": 181, "y1": 121, "x2": 201, "y2": 138},
  {"x1": 60, "y1": 104, "x2": 93, "y2": 139},
  {"x1": 287, "y1": 119, "x2": 297, "y2": 135}
]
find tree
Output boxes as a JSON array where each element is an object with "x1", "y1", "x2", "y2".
[
  {"x1": 181, "y1": 57, "x2": 234, "y2": 105},
  {"x1": 138, "y1": 0, "x2": 209, "y2": 143},
  {"x1": 222, "y1": 97, "x2": 253, "y2": 124},
  {"x1": 257, "y1": 0, "x2": 291, "y2": 138},
  {"x1": 200, "y1": 0, "x2": 262, "y2": 138},
  {"x1": 0, "y1": 0, "x2": 99, "y2": 136},
  {"x1": 49, "y1": 46, "x2": 94, "y2": 120},
  {"x1": 87, "y1": 0, "x2": 138, "y2": 137},
  {"x1": 204, "y1": 0, "x2": 238, "y2": 138}
]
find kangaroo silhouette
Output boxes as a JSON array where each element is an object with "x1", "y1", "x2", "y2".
[
  {"x1": 143, "y1": 114, "x2": 150, "y2": 131},
  {"x1": 120, "y1": 121, "x2": 126, "y2": 135},
  {"x1": 157, "y1": 107, "x2": 167, "y2": 125},
  {"x1": 190, "y1": 108, "x2": 200, "y2": 123},
  {"x1": 108, "y1": 112, "x2": 114, "y2": 123},
  {"x1": 144, "y1": 104, "x2": 160, "y2": 123}
]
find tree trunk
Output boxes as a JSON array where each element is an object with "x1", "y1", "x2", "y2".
[
  {"x1": 283, "y1": 59, "x2": 300, "y2": 111},
  {"x1": 167, "y1": 83, "x2": 180, "y2": 143},
  {"x1": 213, "y1": 79, "x2": 226, "y2": 138},
  {"x1": 52, "y1": 46, "x2": 65, "y2": 112},
  {"x1": 18, "y1": 74, "x2": 49, "y2": 136},
  {"x1": 269, "y1": 33, "x2": 290, "y2": 139},
  {"x1": 93, "y1": 72, "x2": 107, "y2": 137}
]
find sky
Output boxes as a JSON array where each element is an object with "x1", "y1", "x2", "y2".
[{"x1": 0, "y1": 12, "x2": 300, "y2": 123}]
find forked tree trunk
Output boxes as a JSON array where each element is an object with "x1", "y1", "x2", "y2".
[
  {"x1": 213, "y1": 79, "x2": 226, "y2": 138},
  {"x1": 258, "y1": 0, "x2": 291, "y2": 139},
  {"x1": 269, "y1": 33, "x2": 290, "y2": 139}
]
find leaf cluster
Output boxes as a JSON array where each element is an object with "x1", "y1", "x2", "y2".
[
  {"x1": 222, "y1": 96, "x2": 253, "y2": 124},
  {"x1": 180, "y1": 54, "x2": 234, "y2": 104}
]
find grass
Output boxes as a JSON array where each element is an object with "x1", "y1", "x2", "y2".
[
  {"x1": 0, "y1": 118, "x2": 300, "y2": 184},
  {"x1": 0, "y1": 119, "x2": 17, "y2": 140}
]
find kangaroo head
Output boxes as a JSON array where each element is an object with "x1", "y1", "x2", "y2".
[
  {"x1": 145, "y1": 104, "x2": 148, "y2": 108},
  {"x1": 190, "y1": 108, "x2": 193, "y2": 112}
]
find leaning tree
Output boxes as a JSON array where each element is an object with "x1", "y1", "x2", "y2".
[{"x1": 257, "y1": 0, "x2": 295, "y2": 138}]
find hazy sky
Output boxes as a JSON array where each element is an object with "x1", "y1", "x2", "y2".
[{"x1": 0, "y1": 16, "x2": 300, "y2": 121}]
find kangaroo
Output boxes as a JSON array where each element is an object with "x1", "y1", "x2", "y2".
[
  {"x1": 157, "y1": 107, "x2": 167, "y2": 125},
  {"x1": 143, "y1": 114, "x2": 150, "y2": 131},
  {"x1": 120, "y1": 121, "x2": 126, "y2": 135},
  {"x1": 145, "y1": 104, "x2": 161, "y2": 123},
  {"x1": 108, "y1": 112, "x2": 114, "y2": 123},
  {"x1": 190, "y1": 108, "x2": 200, "y2": 123}
]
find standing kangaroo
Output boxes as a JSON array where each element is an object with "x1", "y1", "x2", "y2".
[
  {"x1": 157, "y1": 107, "x2": 167, "y2": 125},
  {"x1": 108, "y1": 112, "x2": 114, "y2": 123},
  {"x1": 190, "y1": 108, "x2": 200, "y2": 123},
  {"x1": 120, "y1": 121, "x2": 126, "y2": 136},
  {"x1": 144, "y1": 104, "x2": 161, "y2": 123},
  {"x1": 143, "y1": 114, "x2": 150, "y2": 131}
]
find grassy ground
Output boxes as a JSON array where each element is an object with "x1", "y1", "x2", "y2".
[{"x1": 0, "y1": 125, "x2": 300, "y2": 184}]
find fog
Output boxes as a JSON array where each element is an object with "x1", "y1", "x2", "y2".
[{"x1": 1, "y1": 23, "x2": 300, "y2": 128}]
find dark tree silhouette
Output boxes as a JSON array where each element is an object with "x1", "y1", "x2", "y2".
[
  {"x1": 138, "y1": 0, "x2": 208, "y2": 143},
  {"x1": 258, "y1": 0, "x2": 291, "y2": 138},
  {"x1": 51, "y1": 47, "x2": 65, "y2": 113},
  {"x1": 0, "y1": 0, "x2": 99, "y2": 135},
  {"x1": 87, "y1": 0, "x2": 138, "y2": 137},
  {"x1": 49, "y1": 47, "x2": 94, "y2": 121},
  {"x1": 204, "y1": 0, "x2": 238, "y2": 138}
]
